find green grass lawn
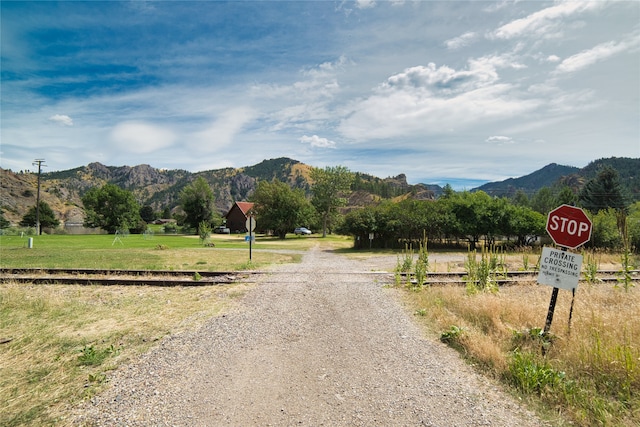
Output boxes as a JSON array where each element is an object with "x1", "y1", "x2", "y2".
[{"x1": 0, "y1": 233, "x2": 353, "y2": 270}]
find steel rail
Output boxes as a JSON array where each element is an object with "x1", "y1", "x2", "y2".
[
  {"x1": 399, "y1": 270, "x2": 639, "y2": 286},
  {"x1": 1, "y1": 268, "x2": 637, "y2": 287},
  {"x1": 0, "y1": 268, "x2": 257, "y2": 287},
  {"x1": 0, "y1": 267, "x2": 241, "y2": 277}
]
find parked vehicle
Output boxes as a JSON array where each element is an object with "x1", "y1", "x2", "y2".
[
  {"x1": 213, "y1": 226, "x2": 230, "y2": 234},
  {"x1": 294, "y1": 227, "x2": 312, "y2": 235}
]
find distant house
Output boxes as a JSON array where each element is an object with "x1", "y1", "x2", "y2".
[{"x1": 225, "y1": 202, "x2": 255, "y2": 233}]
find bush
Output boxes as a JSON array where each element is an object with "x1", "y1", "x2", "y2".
[
  {"x1": 590, "y1": 209, "x2": 622, "y2": 250},
  {"x1": 508, "y1": 351, "x2": 565, "y2": 396},
  {"x1": 163, "y1": 223, "x2": 177, "y2": 233}
]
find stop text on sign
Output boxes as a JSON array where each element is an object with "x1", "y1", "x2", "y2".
[
  {"x1": 547, "y1": 215, "x2": 590, "y2": 237},
  {"x1": 546, "y1": 204, "x2": 592, "y2": 249}
]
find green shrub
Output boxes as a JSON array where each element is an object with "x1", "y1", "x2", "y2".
[
  {"x1": 77, "y1": 344, "x2": 118, "y2": 367},
  {"x1": 508, "y1": 351, "x2": 565, "y2": 396}
]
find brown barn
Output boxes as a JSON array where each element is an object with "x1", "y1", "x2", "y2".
[{"x1": 224, "y1": 202, "x2": 255, "y2": 233}]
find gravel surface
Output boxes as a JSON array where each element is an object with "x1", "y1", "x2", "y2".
[{"x1": 73, "y1": 245, "x2": 547, "y2": 426}]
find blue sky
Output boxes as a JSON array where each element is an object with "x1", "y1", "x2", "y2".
[{"x1": 2, "y1": 1, "x2": 639, "y2": 189}]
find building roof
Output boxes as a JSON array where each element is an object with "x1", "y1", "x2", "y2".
[{"x1": 234, "y1": 202, "x2": 254, "y2": 215}]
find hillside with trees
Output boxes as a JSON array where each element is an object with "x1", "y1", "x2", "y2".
[
  {"x1": 476, "y1": 163, "x2": 580, "y2": 196},
  {"x1": 1, "y1": 157, "x2": 638, "y2": 251},
  {"x1": 477, "y1": 157, "x2": 639, "y2": 200}
]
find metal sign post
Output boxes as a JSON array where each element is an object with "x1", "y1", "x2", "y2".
[
  {"x1": 245, "y1": 216, "x2": 256, "y2": 261},
  {"x1": 543, "y1": 287, "x2": 559, "y2": 335},
  {"x1": 538, "y1": 205, "x2": 592, "y2": 354}
]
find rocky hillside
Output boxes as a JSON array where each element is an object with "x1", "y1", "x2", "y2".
[
  {"x1": 0, "y1": 168, "x2": 85, "y2": 226},
  {"x1": 0, "y1": 158, "x2": 428, "y2": 227}
]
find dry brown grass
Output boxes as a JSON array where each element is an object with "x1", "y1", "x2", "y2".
[
  {"x1": 404, "y1": 279, "x2": 640, "y2": 426},
  {"x1": 150, "y1": 246, "x2": 302, "y2": 270},
  {"x1": 0, "y1": 281, "x2": 253, "y2": 426}
]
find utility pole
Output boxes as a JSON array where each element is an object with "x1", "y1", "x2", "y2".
[{"x1": 32, "y1": 159, "x2": 46, "y2": 235}]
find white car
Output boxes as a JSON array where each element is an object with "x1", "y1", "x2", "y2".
[{"x1": 294, "y1": 227, "x2": 312, "y2": 235}]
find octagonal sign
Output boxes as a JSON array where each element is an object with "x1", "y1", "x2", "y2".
[{"x1": 546, "y1": 204, "x2": 592, "y2": 249}]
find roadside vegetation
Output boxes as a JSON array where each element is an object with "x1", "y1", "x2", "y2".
[
  {"x1": 0, "y1": 280, "x2": 251, "y2": 426},
  {"x1": 0, "y1": 232, "x2": 351, "y2": 426},
  {"x1": 394, "y1": 242, "x2": 639, "y2": 427}
]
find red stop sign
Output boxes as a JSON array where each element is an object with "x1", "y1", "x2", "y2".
[{"x1": 546, "y1": 204, "x2": 592, "y2": 249}]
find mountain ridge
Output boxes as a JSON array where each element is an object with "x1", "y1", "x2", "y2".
[
  {"x1": 475, "y1": 163, "x2": 581, "y2": 196},
  {"x1": 1, "y1": 157, "x2": 638, "y2": 227}
]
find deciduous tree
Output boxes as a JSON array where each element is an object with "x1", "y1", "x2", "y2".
[
  {"x1": 251, "y1": 180, "x2": 313, "y2": 239},
  {"x1": 310, "y1": 166, "x2": 354, "y2": 237},
  {"x1": 82, "y1": 184, "x2": 141, "y2": 233},
  {"x1": 507, "y1": 205, "x2": 546, "y2": 246},
  {"x1": 180, "y1": 177, "x2": 216, "y2": 232}
]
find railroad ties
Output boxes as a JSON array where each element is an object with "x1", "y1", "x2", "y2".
[
  {"x1": 0, "y1": 268, "x2": 252, "y2": 286},
  {"x1": 1, "y1": 268, "x2": 637, "y2": 287}
]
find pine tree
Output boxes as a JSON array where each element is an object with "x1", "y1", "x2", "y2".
[
  {"x1": 19, "y1": 201, "x2": 60, "y2": 231},
  {"x1": 579, "y1": 166, "x2": 631, "y2": 214}
]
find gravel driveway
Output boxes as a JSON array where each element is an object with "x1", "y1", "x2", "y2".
[{"x1": 74, "y1": 245, "x2": 547, "y2": 426}]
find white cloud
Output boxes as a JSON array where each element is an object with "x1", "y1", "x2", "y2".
[
  {"x1": 445, "y1": 32, "x2": 476, "y2": 50},
  {"x1": 355, "y1": 0, "x2": 376, "y2": 9},
  {"x1": 2, "y1": 1, "x2": 637, "y2": 188},
  {"x1": 49, "y1": 114, "x2": 73, "y2": 126},
  {"x1": 491, "y1": 1, "x2": 603, "y2": 40},
  {"x1": 338, "y1": 57, "x2": 538, "y2": 140},
  {"x1": 339, "y1": 81, "x2": 540, "y2": 141},
  {"x1": 482, "y1": 1, "x2": 512, "y2": 13},
  {"x1": 555, "y1": 36, "x2": 640, "y2": 74},
  {"x1": 188, "y1": 107, "x2": 255, "y2": 153},
  {"x1": 384, "y1": 61, "x2": 497, "y2": 94},
  {"x1": 110, "y1": 121, "x2": 176, "y2": 154},
  {"x1": 384, "y1": 55, "x2": 524, "y2": 95},
  {"x1": 252, "y1": 57, "x2": 347, "y2": 133},
  {"x1": 486, "y1": 135, "x2": 514, "y2": 145},
  {"x1": 300, "y1": 135, "x2": 336, "y2": 148}
]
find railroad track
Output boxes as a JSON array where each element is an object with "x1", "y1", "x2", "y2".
[
  {"x1": 0, "y1": 268, "x2": 257, "y2": 286},
  {"x1": 1, "y1": 268, "x2": 638, "y2": 287},
  {"x1": 399, "y1": 269, "x2": 640, "y2": 285}
]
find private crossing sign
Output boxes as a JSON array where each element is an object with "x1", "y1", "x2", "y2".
[{"x1": 539, "y1": 204, "x2": 592, "y2": 344}]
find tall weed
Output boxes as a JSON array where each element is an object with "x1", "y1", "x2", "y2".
[
  {"x1": 582, "y1": 249, "x2": 600, "y2": 285},
  {"x1": 413, "y1": 232, "x2": 429, "y2": 288},
  {"x1": 464, "y1": 246, "x2": 501, "y2": 294},
  {"x1": 508, "y1": 351, "x2": 565, "y2": 396}
]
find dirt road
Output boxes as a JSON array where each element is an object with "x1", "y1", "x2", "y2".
[{"x1": 75, "y1": 245, "x2": 546, "y2": 426}]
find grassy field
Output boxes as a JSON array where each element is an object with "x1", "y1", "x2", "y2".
[{"x1": 0, "y1": 233, "x2": 352, "y2": 270}]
